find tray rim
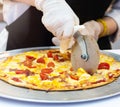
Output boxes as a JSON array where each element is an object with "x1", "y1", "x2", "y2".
[{"x1": 0, "y1": 46, "x2": 120, "y2": 103}]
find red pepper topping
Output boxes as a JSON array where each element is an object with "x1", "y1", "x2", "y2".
[
  {"x1": 69, "y1": 74, "x2": 79, "y2": 80},
  {"x1": 40, "y1": 68, "x2": 53, "y2": 80},
  {"x1": 23, "y1": 60, "x2": 36, "y2": 68},
  {"x1": 12, "y1": 77, "x2": 21, "y2": 82},
  {"x1": 98, "y1": 62, "x2": 110, "y2": 70},
  {"x1": 37, "y1": 57, "x2": 45, "y2": 64},
  {"x1": 47, "y1": 51, "x2": 53, "y2": 58},
  {"x1": 70, "y1": 67, "x2": 74, "y2": 71},
  {"x1": 15, "y1": 70, "x2": 26, "y2": 74},
  {"x1": 15, "y1": 69, "x2": 34, "y2": 76},
  {"x1": 59, "y1": 71, "x2": 65, "y2": 74},
  {"x1": 91, "y1": 79, "x2": 106, "y2": 84},
  {"x1": 26, "y1": 55, "x2": 36, "y2": 61},
  {"x1": 53, "y1": 54, "x2": 59, "y2": 61},
  {"x1": 40, "y1": 73, "x2": 48, "y2": 80},
  {"x1": 108, "y1": 72, "x2": 114, "y2": 79},
  {"x1": 23, "y1": 55, "x2": 36, "y2": 68},
  {"x1": 41, "y1": 68, "x2": 53, "y2": 74},
  {"x1": 47, "y1": 62, "x2": 55, "y2": 67}
]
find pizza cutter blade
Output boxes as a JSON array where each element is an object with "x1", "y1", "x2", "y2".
[{"x1": 71, "y1": 30, "x2": 100, "y2": 75}]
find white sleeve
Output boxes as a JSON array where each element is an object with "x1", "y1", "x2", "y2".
[
  {"x1": 3, "y1": 0, "x2": 30, "y2": 25},
  {"x1": 0, "y1": 0, "x2": 3, "y2": 4},
  {"x1": 105, "y1": 0, "x2": 120, "y2": 42}
]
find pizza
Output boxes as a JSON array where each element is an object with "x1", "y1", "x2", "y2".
[{"x1": 0, "y1": 49, "x2": 120, "y2": 91}]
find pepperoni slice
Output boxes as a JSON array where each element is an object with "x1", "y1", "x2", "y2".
[
  {"x1": 26, "y1": 55, "x2": 36, "y2": 61},
  {"x1": 41, "y1": 68, "x2": 53, "y2": 74},
  {"x1": 15, "y1": 69, "x2": 34, "y2": 76},
  {"x1": 15, "y1": 70, "x2": 26, "y2": 74},
  {"x1": 47, "y1": 62, "x2": 55, "y2": 67},
  {"x1": 47, "y1": 51, "x2": 53, "y2": 58},
  {"x1": 23, "y1": 55, "x2": 36, "y2": 68},
  {"x1": 40, "y1": 73, "x2": 48, "y2": 80},
  {"x1": 37, "y1": 57, "x2": 45, "y2": 64},
  {"x1": 40, "y1": 68, "x2": 53, "y2": 80},
  {"x1": 98, "y1": 62, "x2": 110, "y2": 70},
  {"x1": 53, "y1": 55, "x2": 59, "y2": 61}
]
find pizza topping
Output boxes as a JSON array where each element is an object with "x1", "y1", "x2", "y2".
[
  {"x1": 116, "y1": 69, "x2": 120, "y2": 73},
  {"x1": 15, "y1": 69, "x2": 34, "y2": 76},
  {"x1": 98, "y1": 62, "x2": 110, "y2": 70},
  {"x1": 41, "y1": 68, "x2": 53, "y2": 74},
  {"x1": 61, "y1": 52, "x2": 71, "y2": 60},
  {"x1": 47, "y1": 51, "x2": 63, "y2": 62},
  {"x1": 40, "y1": 73, "x2": 48, "y2": 80},
  {"x1": 22, "y1": 55, "x2": 36, "y2": 68},
  {"x1": 12, "y1": 77, "x2": 21, "y2": 82},
  {"x1": 17, "y1": 69, "x2": 34, "y2": 76},
  {"x1": 40, "y1": 68, "x2": 53, "y2": 80},
  {"x1": 59, "y1": 71, "x2": 68, "y2": 80},
  {"x1": 69, "y1": 74, "x2": 79, "y2": 80},
  {"x1": 15, "y1": 70, "x2": 26, "y2": 74},
  {"x1": 108, "y1": 72, "x2": 114, "y2": 79},
  {"x1": 26, "y1": 55, "x2": 36, "y2": 61},
  {"x1": 37, "y1": 57, "x2": 45, "y2": 64},
  {"x1": 53, "y1": 54, "x2": 59, "y2": 61},
  {"x1": 47, "y1": 51, "x2": 53, "y2": 58},
  {"x1": 47, "y1": 62, "x2": 55, "y2": 68},
  {"x1": 91, "y1": 78, "x2": 106, "y2": 84},
  {"x1": 70, "y1": 67, "x2": 74, "y2": 71},
  {"x1": 23, "y1": 61, "x2": 36, "y2": 68}
]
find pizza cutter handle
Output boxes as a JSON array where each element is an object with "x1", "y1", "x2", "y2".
[{"x1": 73, "y1": 27, "x2": 89, "y2": 61}]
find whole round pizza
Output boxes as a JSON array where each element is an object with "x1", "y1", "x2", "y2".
[{"x1": 0, "y1": 49, "x2": 120, "y2": 91}]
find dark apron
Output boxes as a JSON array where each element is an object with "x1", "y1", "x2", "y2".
[
  {"x1": 6, "y1": 0, "x2": 113, "y2": 50},
  {"x1": 6, "y1": 7, "x2": 53, "y2": 50}
]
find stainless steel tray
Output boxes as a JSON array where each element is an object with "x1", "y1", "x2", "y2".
[{"x1": 0, "y1": 46, "x2": 120, "y2": 103}]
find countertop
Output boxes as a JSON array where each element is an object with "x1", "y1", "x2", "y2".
[{"x1": 0, "y1": 49, "x2": 120, "y2": 107}]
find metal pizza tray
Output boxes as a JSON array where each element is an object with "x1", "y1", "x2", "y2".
[{"x1": 0, "y1": 46, "x2": 120, "y2": 103}]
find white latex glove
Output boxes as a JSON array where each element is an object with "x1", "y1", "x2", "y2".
[
  {"x1": 52, "y1": 20, "x2": 101, "y2": 49},
  {"x1": 81, "y1": 20, "x2": 101, "y2": 41},
  {"x1": 0, "y1": 28, "x2": 9, "y2": 51},
  {"x1": 52, "y1": 25, "x2": 85, "y2": 48},
  {"x1": 35, "y1": 0, "x2": 79, "y2": 52}
]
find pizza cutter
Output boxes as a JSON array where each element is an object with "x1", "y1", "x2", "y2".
[{"x1": 71, "y1": 26, "x2": 100, "y2": 75}]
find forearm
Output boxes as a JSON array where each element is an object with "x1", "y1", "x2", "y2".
[
  {"x1": 98, "y1": 0, "x2": 120, "y2": 39},
  {"x1": 97, "y1": 17, "x2": 118, "y2": 38}
]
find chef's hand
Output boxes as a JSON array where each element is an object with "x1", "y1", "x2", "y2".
[
  {"x1": 35, "y1": 0, "x2": 79, "y2": 52},
  {"x1": 81, "y1": 20, "x2": 102, "y2": 41},
  {"x1": 52, "y1": 20, "x2": 102, "y2": 47}
]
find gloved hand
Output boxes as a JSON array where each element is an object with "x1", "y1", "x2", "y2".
[
  {"x1": 52, "y1": 20, "x2": 101, "y2": 48},
  {"x1": 81, "y1": 20, "x2": 102, "y2": 41},
  {"x1": 35, "y1": 0, "x2": 79, "y2": 52},
  {"x1": 52, "y1": 25, "x2": 85, "y2": 51}
]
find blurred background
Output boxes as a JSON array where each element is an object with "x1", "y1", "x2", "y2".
[
  {"x1": 0, "y1": 4, "x2": 6, "y2": 33},
  {"x1": 0, "y1": 3, "x2": 120, "y2": 49}
]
